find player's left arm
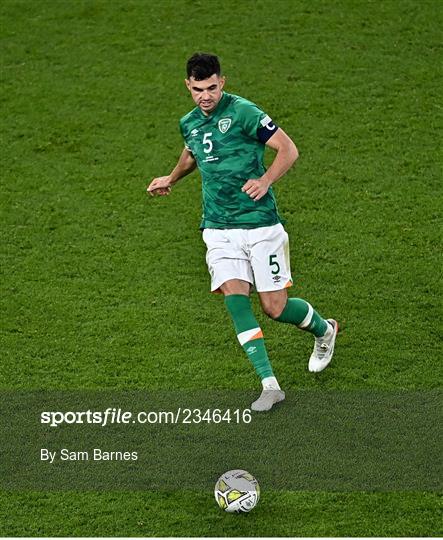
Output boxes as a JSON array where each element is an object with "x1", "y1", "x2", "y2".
[{"x1": 242, "y1": 128, "x2": 299, "y2": 201}]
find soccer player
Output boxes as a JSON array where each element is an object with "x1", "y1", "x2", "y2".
[{"x1": 147, "y1": 53, "x2": 338, "y2": 411}]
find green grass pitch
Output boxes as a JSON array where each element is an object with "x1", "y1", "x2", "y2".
[{"x1": 1, "y1": 0, "x2": 441, "y2": 536}]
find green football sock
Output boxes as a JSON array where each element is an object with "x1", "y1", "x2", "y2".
[
  {"x1": 275, "y1": 297, "x2": 327, "y2": 337},
  {"x1": 224, "y1": 294, "x2": 274, "y2": 380}
]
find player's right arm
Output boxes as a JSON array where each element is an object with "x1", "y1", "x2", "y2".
[{"x1": 147, "y1": 147, "x2": 197, "y2": 196}]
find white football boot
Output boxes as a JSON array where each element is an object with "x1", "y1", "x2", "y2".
[
  {"x1": 251, "y1": 389, "x2": 285, "y2": 412},
  {"x1": 308, "y1": 319, "x2": 339, "y2": 373}
]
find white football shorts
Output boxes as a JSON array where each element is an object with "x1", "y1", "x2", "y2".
[{"x1": 202, "y1": 223, "x2": 293, "y2": 293}]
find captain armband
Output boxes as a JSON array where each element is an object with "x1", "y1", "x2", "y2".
[{"x1": 257, "y1": 114, "x2": 279, "y2": 143}]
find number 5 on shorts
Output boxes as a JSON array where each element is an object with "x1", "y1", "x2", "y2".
[{"x1": 269, "y1": 254, "x2": 280, "y2": 275}]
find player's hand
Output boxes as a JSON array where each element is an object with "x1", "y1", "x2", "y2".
[
  {"x1": 147, "y1": 176, "x2": 172, "y2": 197},
  {"x1": 241, "y1": 177, "x2": 272, "y2": 201}
]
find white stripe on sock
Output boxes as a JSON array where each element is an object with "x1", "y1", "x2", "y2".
[
  {"x1": 298, "y1": 303, "x2": 314, "y2": 329},
  {"x1": 237, "y1": 327, "x2": 262, "y2": 346}
]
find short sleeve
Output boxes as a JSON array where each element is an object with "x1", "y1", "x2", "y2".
[
  {"x1": 179, "y1": 119, "x2": 191, "y2": 151},
  {"x1": 238, "y1": 101, "x2": 278, "y2": 143},
  {"x1": 179, "y1": 119, "x2": 186, "y2": 141}
]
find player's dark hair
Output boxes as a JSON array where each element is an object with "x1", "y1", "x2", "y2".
[{"x1": 186, "y1": 53, "x2": 221, "y2": 80}]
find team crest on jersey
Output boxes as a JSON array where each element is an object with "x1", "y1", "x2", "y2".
[{"x1": 218, "y1": 118, "x2": 232, "y2": 134}]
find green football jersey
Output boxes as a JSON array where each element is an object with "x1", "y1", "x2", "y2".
[{"x1": 179, "y1": 92, "x2": 284, "y2": 229}]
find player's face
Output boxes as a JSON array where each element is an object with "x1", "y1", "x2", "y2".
[{"x1": 185, "y1": 74, "x2": 225, "y2": 114}]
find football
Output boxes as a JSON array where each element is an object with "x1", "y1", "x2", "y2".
[{"x1": 214, "y1": 469, "x2": 260, "y2": 513}]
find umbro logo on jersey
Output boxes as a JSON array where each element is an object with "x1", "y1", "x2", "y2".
[
  {"x1": 191, "y1": 129, "x2": 199, "y2": 137},
  {"x1": 246, "y1": 346, "x2": 257, "y2": 355},
  {"x1": 218, "y1": 118, "x2": 232, "y2": 134}
]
